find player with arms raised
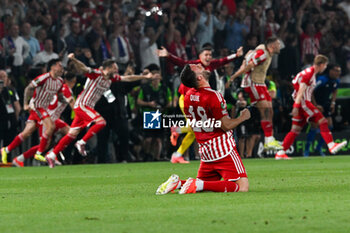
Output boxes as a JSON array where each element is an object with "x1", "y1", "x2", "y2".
[
  {"x1": 275, "y1": 55, "x2": 347, "y2": 159},
  {"x1": 156, "y1": 64, "x2": 250, "y2": 194}
]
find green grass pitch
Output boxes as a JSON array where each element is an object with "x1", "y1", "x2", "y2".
[{"x1": 1, "y1": 156, "x2": 350, "y2": 233}]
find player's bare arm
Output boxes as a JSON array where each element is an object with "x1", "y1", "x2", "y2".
[
  {"x1": 235, "y1": 46, "x2": 244, "y2": 57},
  {"x1": 67, "y1": 96, "x2": 75, "y2": 109},
  {"x1": 67, "y1": 53, "x2": 90, "y2": 74},
  {"x1": 120, "y1": 72, "x2": 154, "y2": 82},
  {"x1": 23, "y1": 83, "x2": 35, "y2": 111},
  {"x1": 292, "y1": 83, "x2": 307, "y2": 117},
  {"x1": 220, "y1": 108, "x2": 251, "y2": 131},
  {"x1": 227, "y1": 60, "x2": 255, "y2": 87}
]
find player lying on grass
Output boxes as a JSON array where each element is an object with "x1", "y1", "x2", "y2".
[
  {"x1": 275, "y1": 55, "x2": 347, "y2": 160},
  {"x1": 156, "y1": 64, "x2": 251, "y2": 194}
]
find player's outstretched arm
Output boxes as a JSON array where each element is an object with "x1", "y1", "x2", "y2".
[
  {"x1": 220, "y1": 108, "x2": 251, "y2": 131},
  {"x1": 67, "y1": 53, "x2": 90, "y2": 74},
  {"x1": 120, "y1": 72, "x2": 154, "y2": 82}
]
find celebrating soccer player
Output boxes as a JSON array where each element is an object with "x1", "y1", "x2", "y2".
[
  {"x1": 228, "y1": 37, "x2": 282, "y2": 150},
  {"x1": 12, "y1": 73, "x2": 76, "y2": 167},
  {"x1": 304, "y1": 64, "x2": 342, "y2": 156},
  {"x1": 45, "y1": 54, "x2": 155, "y2": 167},
  {"x1": 157, "y1": 44, "x2": 243, "y2": 163},
  {"x1": 1, "y1": 59, "x2": 65, "y2": 164},
  {"x1": 275, "y1": 55, "x2": 347, "y2": 159},
  {"x1": 156, "y1": 64, "x2": 250, "y2": 194}
]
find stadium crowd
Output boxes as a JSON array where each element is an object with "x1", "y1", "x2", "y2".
[{"x1": 0, "y1": 0, "x2": 350, "y2": 165}]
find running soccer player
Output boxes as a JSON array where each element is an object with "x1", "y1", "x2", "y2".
[
  {"x1": 1, "y1": 59, "x2": 65, "y2": 164},
  {"x1": 12, "y1": 74, "x2": 76, "y2": 167},
  {"x1": 157, "y1": 44, "x2": 243, "y2": 163},
  {"x1": 156, "y1": 64, "x2": 250, "y2": 194},
  {"x1": 275, "y1": 55, "x2": 347, "y2": 159},
  {"x1": 228, "y1": 37, "x2": 282, "y2": 150},
  {"x1": 45, "y1": 54, "x2": 155, "y2": 168},
  {"x1": 304, "y1": 64, "x2": 341, "y2": 156}
]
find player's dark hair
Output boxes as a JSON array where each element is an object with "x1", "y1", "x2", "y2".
[
  {"x1": 102, "y1": 59, "x2": 116, "y2": 69},
  {"x1": 180, "y1": 64, "x2": 198, "y2": 88},
  {"x1": 327, "y1": 63, "x2": 340, "y2": 71},
  {"x1": 199, "y1": 43, "x2": 213, "y2": 54},
  {"x1": 47, "y1": 58, "x2": 61, "y2": 71},
  {"x1": 265, "y1": 36, "x2": 279, "y2": 47},
  {"x1": 64, "y1": 72, "x2": 76, "y2": 81},
  {"x1": 145, "y1": 63, "x2": 160, "y2": 72}
]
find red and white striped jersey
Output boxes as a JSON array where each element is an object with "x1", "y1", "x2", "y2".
[
  {"x1": 241, "y1": 46, "x2": 270, "y2": 87},
  {"x1": 75, "y1": 68, "x2": 121, "y2": 109},
  {"x1": 184, "y1": 87, "x2": 237, "y2": 162},
  {"x1": 47, "y1": 83, "x2": 73, "y2": 121},
  {"x1": 300, "y1": 32, "x2": 321, "y2": 61},
  {"x1": 31, "y1": 72, "x2": 64, "y2": 109},
  {"x1": 292, "y1": 66, "x2": 316, "y2": 102}
]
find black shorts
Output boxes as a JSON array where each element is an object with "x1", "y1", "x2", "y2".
[
  {"x1": 320, "y1": 103, "x2": 332, "y2": 118},
  {"x1": 143, "y1": 129, "x2": 164, "y2": 138},
  {"x1": 236, "y1": 107, "x2": 261, "y2": 137}
]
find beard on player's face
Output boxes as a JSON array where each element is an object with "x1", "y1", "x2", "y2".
[
  {"x1": 202, "y1": 70, "x2": 210, "y2": 81},
  {"x1": 108, "y1": 72, "x2": 115, "y2": 79}
]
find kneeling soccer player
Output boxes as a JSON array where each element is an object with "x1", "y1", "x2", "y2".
[{"x1": 156, "y1": 64, "x2": 250, "y2": 194}]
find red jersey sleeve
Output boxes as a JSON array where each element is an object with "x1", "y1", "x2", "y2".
[
  {"x1": 85, "y1": 68, "x2": 102, "y2": 80},
  {"x1": 62, "y1": 84, "x2": 72, "y2": 99},
  {"x1": 111, "y1": 74, "x2": 121, "y2": 82},
  {"x1": 251, "y1": 49, "x2": 267, "y2": 66},
  {"x1": 208, "y1": 91, "x2": 228, "y2": 120},
  {"x1": 167, "y1": 53, "x2": 200, "y2": 67},
  {"x1": 209, "y1": 53, "x2": 237, "y2": 70},
  {"x1": 300, "y1": 67, "x2": 314, "y2": 85},
  {"x1": 31, "y1": 73, "x2": 49, "y2": 87}
]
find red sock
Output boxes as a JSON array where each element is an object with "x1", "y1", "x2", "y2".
[
  {"x1": 7, "y1": 133, "x2": 24, "y2": 151},
  {"x1": 203, "y1": 181, "x2": 239, "y2": 192},
  {"x1": 319, "y1": 121, "x2": 333, "y2": 144},
  {"x1": 37, "y1": 133, "x2": 50, "y2": 154},
  {"x1": 23, "y1": 145, "x2": 39, "y2": 159},
  {"x1": 282, "y1": 131, "x2": 298, "y2": 151},
  {"x1": 82, "y1": 121, "x2": 106, "y2": 142},
  {"x1": 261, "y1": 120, "x2": 273, "y2": 137},
  {"x1": 53, "y1": 134, "x2": 76, "y2": 155}
]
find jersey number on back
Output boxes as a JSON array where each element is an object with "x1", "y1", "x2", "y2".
[{"x1": 188, "y1": 105, "x2": 213, "y2": 132}]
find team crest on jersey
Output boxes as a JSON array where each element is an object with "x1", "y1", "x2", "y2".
[
  {"x1": 143, "y1": 110, "x2": 161, "y2": 129},
  {"x1": 221, "y1": 102, "x2": 226, "y2": 109}
]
